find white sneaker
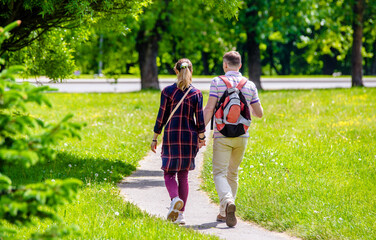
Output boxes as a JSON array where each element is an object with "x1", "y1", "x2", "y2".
[
  {"x1": 167, "y1": 197, "x2": 184, "y2": 222},
  {"x1": 174, "y1": 212, "x2": 186, "y2": 225}
]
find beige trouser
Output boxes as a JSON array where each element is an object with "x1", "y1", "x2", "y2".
[{"x1": 213, "y1": 137, "x2": 248, "y2": 216}]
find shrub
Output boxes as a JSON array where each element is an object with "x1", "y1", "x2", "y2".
[{"x1": 0, "y1": 21, "x2": 84, "y2": 239}]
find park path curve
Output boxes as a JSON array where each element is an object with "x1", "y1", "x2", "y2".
[{"x1": 118, "y1": 142, "x2": 300, "y2": 240}]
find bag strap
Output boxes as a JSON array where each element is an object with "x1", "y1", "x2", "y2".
[
  {"x1": 219, "y1": 75, "x2": 248, "y2": 90},
  {"x1": 165, "y1": 86, "x2": 193, "y2": 126},
  {"x1": 236, "y1": 77, "x2": 248, "y2": 90},
  {"x1": 218, "y1": 76, "x2": 232, "y2": 89}
]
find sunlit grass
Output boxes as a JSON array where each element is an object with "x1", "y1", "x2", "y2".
[
  {"x1": 202, "y1": 87, "x2": 376, "y2": 239},
  {"x1": 5, "y1": 87, "x2": 376, "y2": 239},
  {"x1": 4, "y1": 91, "x2": 219, "y2": 240}
]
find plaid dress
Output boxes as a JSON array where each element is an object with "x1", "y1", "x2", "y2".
[{"x1": 154, "y1": 83, "x2": 206, "y2": 172}]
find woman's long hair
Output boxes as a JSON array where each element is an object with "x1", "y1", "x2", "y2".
[{"x1": 174, "y1": 58, "x2": 193, "y2": 91}]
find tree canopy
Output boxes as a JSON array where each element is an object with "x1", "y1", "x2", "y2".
[
  {"x1": 2, "y1": 0, "x2": 376, "y2": 88},
  {"x1": 0, "y1": 0, "x2": 150, "y2": 53}
]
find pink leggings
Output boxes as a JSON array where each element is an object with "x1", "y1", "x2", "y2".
[{"x1": 163, "y1": 170, "x2": 189, "y2": 212}]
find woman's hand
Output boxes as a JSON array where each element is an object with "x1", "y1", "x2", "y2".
[
  {"x1": 198, "y1": 133, "x2": 206, "y2": 149},
  {"x1": 151, "y1": 133, "x2": 159, "y2": 153},
  {"x1": 198, "y1": 139, "x2": 206, "y2": 149},
  {"x1": 151, "y1": 140, "x2": 157, "y2": 153}
]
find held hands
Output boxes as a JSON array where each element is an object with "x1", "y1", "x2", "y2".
[
  {"x1": 198, "y1": 134, "x2": 206, "y2": 149},
  {"x1": 198, "y1": 139, "x2": 206, "y2": 149}
]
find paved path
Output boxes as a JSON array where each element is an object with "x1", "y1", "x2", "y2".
[
  {"x1": 19, "y1": 77, "x2": 376, "y2": 93},
  {"x1": 118, "y1": 141, "x2": 299, "y2": 240}
]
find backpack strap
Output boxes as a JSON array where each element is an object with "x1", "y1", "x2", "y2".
[
  {"x1": 236, "y1": 77, "x2": 248, "y2": 90},
  {"x1": 219, "y1": 75, "x2": 248, "y2": 90},
  {"x1": 218, "y1": 75, "x2": 233, "y2": 89}
]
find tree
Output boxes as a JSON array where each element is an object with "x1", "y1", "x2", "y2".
[
  {"x1": 8, "y1": 28, "x2": 77, "y2": 82},
  {"x1": 135, "y1": 0, "x2": 169, "y2": 89},
  {"x1": 0, "y1": 21, "x2": 84, "y2": 239},
  {"x1": 0, "y1": 0, "x2": 150, "y2": 55},
  {"x1": 351, "y1": 0, "x2": 365, "y2": 86},
  {"x1": 235, "y1": 0, "x2": 313, "y2": 89},
  {"x1": 134, "y1": 0, "x2": 242, "y2": 90}
]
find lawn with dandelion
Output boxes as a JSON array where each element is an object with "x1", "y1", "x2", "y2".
[
  {"x1": 4, "y1": 91, "x2": 218, "y2": 240},
  {"x1": 202, "y1": 87, "x2": 376, "y2": 240}
]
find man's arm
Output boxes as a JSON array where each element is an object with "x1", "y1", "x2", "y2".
[
  {"x1": 204, "y1": 96, "x2": 217, "y2": 126},
  {"x1": 250, "y1": 102, "x2": 263, "y2": 118}
]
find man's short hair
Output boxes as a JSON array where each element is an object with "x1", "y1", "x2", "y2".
[{"x1": 223, "y1": 51, "x2": 241, "y2": 67}]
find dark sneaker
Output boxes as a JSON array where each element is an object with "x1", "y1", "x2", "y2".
[
  {"x1": 216, "y1": 214, "x2": 226, "y2": 222},
  {"x1": 226, "y1": 202, "x2": 237, "y2": 227}
]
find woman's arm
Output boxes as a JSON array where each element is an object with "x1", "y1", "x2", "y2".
[
  {"x1": 151, "y1": 91, "x2": 169, "y2": 153},
  {"x1": 195, "y1": 92, "x2": 206, "y2": 148},
  {"x1": 195, "y1": 92, "x2": 206, "y2": 134},
  {"x1": 153, "y1": 90, "x2": 170, "y2": 134}
]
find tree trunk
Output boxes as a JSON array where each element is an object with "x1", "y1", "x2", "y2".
[
  {"x1": 136, "y1": 31, "x2": 160, "y2": 89},
  {"x1": 351, "y1": 0, "x2": 365, "y2": 87},
  {"x1": 267, "y1": 41, "x2": 282, "y2": 75},
  {"x1": 280, "y1": 40, "x2": 293, "y2": 75},
  {"x1": 322, "y1": 54, "x2": 337, "y2": 75},
  {"x1": 268, "y1": 41, "x2": 273, "y2": 76},
  {"x1": 164, "y1": 63, "x2": 176, "y2": 75},
  {"x1": 201, "y1": 51, "x2": 210, "y2": 75},
  {"x1": 246, "y1": 31, "x2": 262, "y2": 90},
  {"x1": 371, "y1": 39, "x2": 376, "y2": 75}
]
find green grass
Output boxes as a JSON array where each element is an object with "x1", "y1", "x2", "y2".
[
  {"x1": 3, "y1": 91, "x2": 218, "y2": 240},
  {"x1": 4, "y1": 87, "x2": 376, "y2": 239},
  {"x1": 202, "y1": 87, "x2": 376, "y2": 239}
]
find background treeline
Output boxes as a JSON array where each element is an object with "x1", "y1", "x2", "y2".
[{"x1": 1, "y1": 0, "x2": 376, "y2": 88}]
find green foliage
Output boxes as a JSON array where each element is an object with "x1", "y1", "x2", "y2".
[
  {"x1": 12, "y1": 29, "x2": 76, "y2": 82},
  {"x1": 0, "y1": 22, "x2": 84, "y2": 239},
  {"x1": 202, "y1": 88, "x2": 376, "y2": 239},
  {"x1": 0, "y1": 0, "x2": 152, "y2": 52},
  {"x1": 203, "y1": 0, "x2": 242, "y2": 19},
  {"x1": 72, "y1": 0, "x2": 236, "y2": 77}
]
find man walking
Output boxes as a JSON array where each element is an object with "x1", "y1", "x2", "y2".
[{"x1": 204, "y1": 51, "x2": 263, "y2": 227}]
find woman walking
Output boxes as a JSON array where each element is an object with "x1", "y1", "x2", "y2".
[{"x1": 151, "y1": 58, "x2": 206, "y2": 225}]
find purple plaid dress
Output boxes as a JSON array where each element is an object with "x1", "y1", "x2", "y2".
[{"x1": 154, "y1": 83, "x2": 206, "y2": 172}]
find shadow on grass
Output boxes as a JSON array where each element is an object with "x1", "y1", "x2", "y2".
[{"x1": 5, "y1": 151, "x2": 136, "y2": 186}]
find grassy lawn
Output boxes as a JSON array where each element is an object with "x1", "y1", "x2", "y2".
[
  {"x1": 3, "y1": 91, "x2": 218, "y2": 240},
  {"x1": 202, "y1": 87, "x2": 376, "y2": 239},
  {"x1": 3, "y1": 87, "x2": 375, "y2": 239}
]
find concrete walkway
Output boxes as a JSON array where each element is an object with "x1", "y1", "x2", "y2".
[{"x1": 118, "y1": 141, "x2": 300, "y2": 240}]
